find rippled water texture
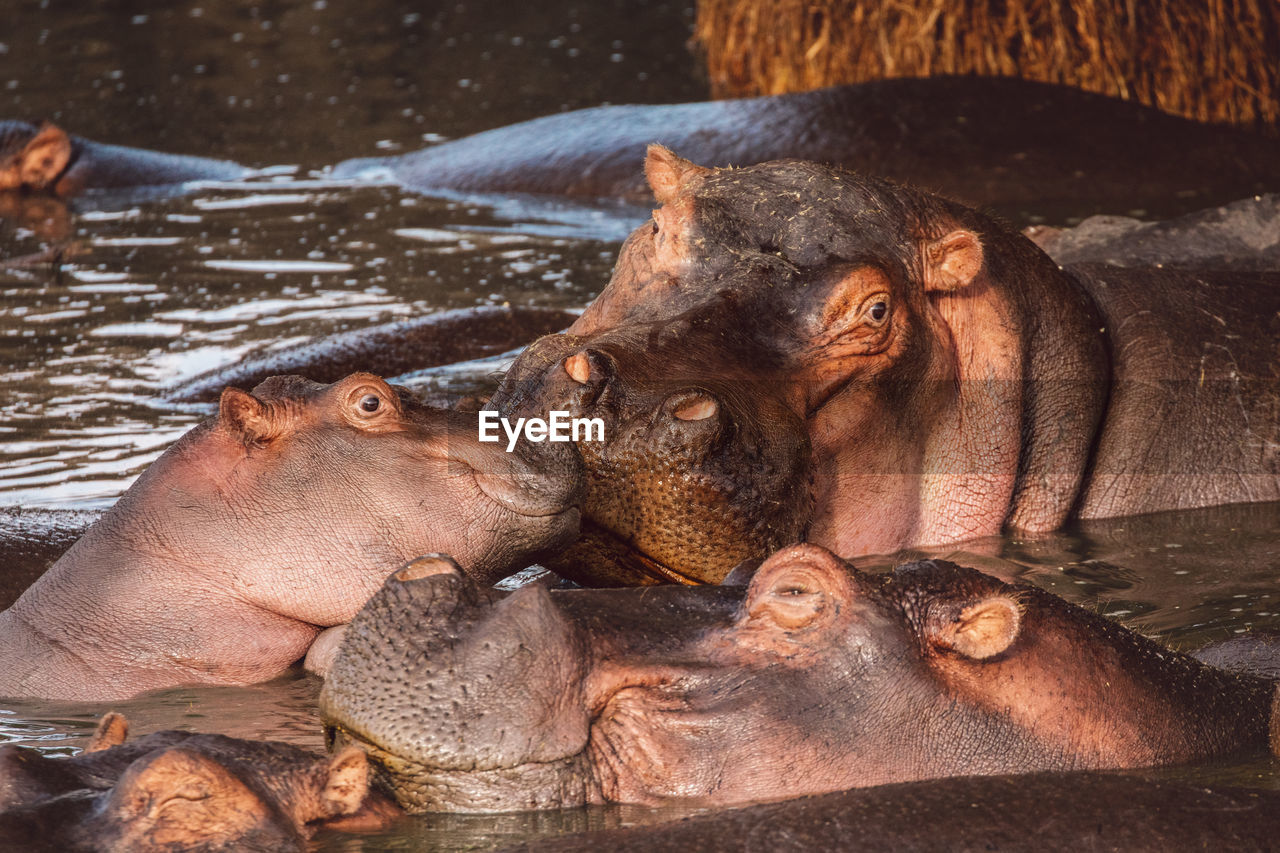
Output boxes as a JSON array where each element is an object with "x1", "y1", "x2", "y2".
[{"x1": 1, "y1": 1, "x2": 1278, "y2": 849}]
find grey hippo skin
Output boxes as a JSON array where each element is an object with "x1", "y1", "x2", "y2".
[
  {"x1": 0, "y1": 120, "x2": 248, "y2": 196},
  {"x1": 8, "y1": 77, "x2": 1279, "y2": 220},
  {"x1": 0, "y1": 712, "x2": 399, "y2": 853},
  {"x1": 320, "y1": 544, "x2": 1278, "y2": 813},
  {"x1": 1027, "y1": 193, "x2": 1280, "y2": 271},
  {"x1": 501, "y1": 773, "x2": 1280, "y2": 853},
  {"x1": 495, "y1": 148, "x2": 1280, "y2": 566},
  {"x1": 0, "y1": 373, "x2": 580, "y2": 701}
]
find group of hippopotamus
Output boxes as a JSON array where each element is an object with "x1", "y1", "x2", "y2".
[{"x1": 3, "y1": 76, "x2": 1280, "y2": 850}]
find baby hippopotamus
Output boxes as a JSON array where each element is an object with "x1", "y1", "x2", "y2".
[
  {"x1": 321, "y1": 546, "x2": 1278, "y2": 812},
  {"x1": 0, "y1": 373, "x2": 581, "y2": 702},
  {"x1": 0, "y1": 713, "x2": 399, "y2": 852}
]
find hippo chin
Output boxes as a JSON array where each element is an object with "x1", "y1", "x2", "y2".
[
  {"x1": 320, "y1": 545, "x2": 1278, "y2": 813},
  {"x1": 0, "y1": 373, "x2": 580, "y2": 702},
  {"x1": 497, "y1": 146, "x2": 1280, "y2": 562}
]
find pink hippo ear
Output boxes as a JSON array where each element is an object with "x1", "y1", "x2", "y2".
[
  {"x1": 928, "y1": 595, "x2": 1022, "y2": 660},
  {"x1": 86, "y1": 711, "x2": 129, "y2": 753},
  {"x1": 17, "y1": 123, "x2": 73, "y2": 190},
  {"x1": 644, "y1": 144, "x2": 712, "y2": 205},
  {"x1": 741, "y1": 544, "x2": 856, "y2": 634},
  {"x1": 923, "y1": 229, "x2": 984, "y2": 292},
  {"x1": 218, "y1": 387, "x2": 272, "y2": 444}
]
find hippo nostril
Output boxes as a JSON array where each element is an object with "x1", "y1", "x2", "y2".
[
  {"x1": 394, "y1": 554, "x2": 462, "y2": 583},
  {"x1": 564, "y1": 352, "x2": 591, "y2": 384},
  {"x1": 673, "y1": 395, "x2": 718, "y2": 421}
]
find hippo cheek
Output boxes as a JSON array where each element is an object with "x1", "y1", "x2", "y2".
[{"x1": 321, "y1": 573, "x2": 597, "y2": 813}]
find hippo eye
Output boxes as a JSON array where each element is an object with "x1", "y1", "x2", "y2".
[
  {"x1": 651, "y1": 219, "x2": 660, "y2": 235},
  {"x1": 359, "y1": 394, "x2": 381, "y2": 413},
  {"x1": 867, "y1": 300, "x2": 888, "y2": 324}
]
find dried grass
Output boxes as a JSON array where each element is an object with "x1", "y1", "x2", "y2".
[{"x1": 694, "y1": 0, "x2": 1280, "y2": 126}]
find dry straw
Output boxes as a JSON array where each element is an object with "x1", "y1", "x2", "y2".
[{"x1": 694, "y1": 0, "x2": 1280, "y2": 127}]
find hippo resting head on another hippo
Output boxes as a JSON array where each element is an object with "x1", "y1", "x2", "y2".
[
  {"x1": 498, "y1": 147, "x2": 1280, "y2": 562},
  {"x1": 0, "y1": 713, "x2": 399, "y2": 852},
  {"x1": 0, "y1": 373, "x2": 581, "y2": 702},
  {"x1": 321, "y1": 545, "x2": 1279, "y2": 813}
]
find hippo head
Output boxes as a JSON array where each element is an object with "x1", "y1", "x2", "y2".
[
  {"x1": 320, "y1": 546, "x2": 1274, "y2": 812},
  {"x1": 113, "y1": 373, "x2": 580, "y2": 617},
  {"x1": 0, "y1": 121, "x2": 72, "y2": 193},
  {"x1": 499, "y1": 147, "x2": 1098, "y2": 556},
  {"x1": 492, "y1": 326, "x2": 811, "y2": 586}
]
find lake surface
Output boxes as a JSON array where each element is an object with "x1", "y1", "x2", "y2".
[{"x1": 1, "y1": 0, "x2": 1277, "y2": 849}]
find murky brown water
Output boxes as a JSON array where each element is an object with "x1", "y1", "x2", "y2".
[{"x1": 1, "y1": 1, "x2": 1278, "y2": 849}]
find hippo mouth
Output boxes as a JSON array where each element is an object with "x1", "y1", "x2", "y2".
[
  {"x1": 325, "y1": 723, "x2": 597, "y2": 813},
  {"x1": 558, "y1": 518, "x2": 706, "y2": 586}
]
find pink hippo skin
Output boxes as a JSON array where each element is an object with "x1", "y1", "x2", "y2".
[
  {"x1": 0, "y1": 373, "x2": 580, "y2": 701},
  {"x1": 495, "y1": 147, "x2": 1279, "y2": 568}
]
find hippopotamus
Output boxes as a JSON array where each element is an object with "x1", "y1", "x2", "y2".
[
  {"x1": 498, "y1": 324, "x2": 812, "y2": 586},
  {"x1": 0, "y1": 372, "x2": 581, "y2": 701},
  {"x1": 11, "y1": 78, "x2": 1280, "y2": 222},
  {"x1": 0, "y1": 712, "x2": 398, "y2": 852},
  {"x1": 505, "y1": 773, "x2": 1280, "y2": 852},
  {"x1": 495, "y1": 147, "x2": 1280, "y2": 565},
  {"x1": 0, "y1": 120, "x2": 248, "y2": 197},
  {"x1": 320, "y1": 545, "x2": 1278, "y2": 813}
]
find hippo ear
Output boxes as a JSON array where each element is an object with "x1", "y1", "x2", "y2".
[
  {"x1": 645, "y1": 144, "x2": 711, "y2": 205},
  {"x1": 319, "y1": 746, "x2": 370, "y2": 818},
  {"x1": 17, "y1": 123, "x2": 72, "y2": 190},
  {"x1": 86, "y1": 711, "x2": 129, "y2": 753},
  {"x1": 923, "y1": 230, "x2": 983, "y2": 292},
  {"x1": 741, "y1": 544, "x2": 854, "y2": 633},
  {"x1": 928, "y1": 596, "x2": 1021, "y2": 660},
  {"x1": 218, "y1": 387, "x2": 271, "y2": 444}
]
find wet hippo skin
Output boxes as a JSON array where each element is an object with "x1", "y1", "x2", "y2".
[
  {"x1": 320, "y1": 544, "x2": 1278, "y2": 813},
  {"x1": 497, "y1": 148, "x2": 1280, "y2": 567},
  {"x1": 0, "y1": 712, "x2": 399, "y2": 853},
  {"x1": 501, "y1": 773, "x2": 1280, "y2": 853},
  {"x1": 0, "y1": 120, "x2": 248, "y2": 197},
  {"x1": 0, "y1": 372, "x2": 581, "y2": 701}
]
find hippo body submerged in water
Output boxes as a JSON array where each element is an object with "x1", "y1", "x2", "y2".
[
  {"x1": 0, "y1": 713, "x2": 398, "y2": 852},
  {"x1": 7, "y1": 78, "x2": 1279, "y2": 221},
  {"x1": 320, "y1": 545, "x2": 1278, "y2": 812},
  {"x1": 0, "y1": 373, "x2": 581, "y2": 702},
  {"x1": 497, "y1": 148, "x2": 1280, "y2": 571}
]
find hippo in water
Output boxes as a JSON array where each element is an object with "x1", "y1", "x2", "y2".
[
  {"x1": 320, "y1": 545, "x2": 1278, "y2": 813},
  {"x1": 495, "y1": 147, "x2": 1280, "y2": 567},
  {"x1": 8, "y1": 77, "x2": 1280, "y2": 221},
  {"x1": 0, "y1": 373, "x2": 581, "y2": 702},
  {"x1": 0, "y1": 120, "x2": 247, "y2": 197},
  {"x1": 0, "y1": 713, "x2": 399, "y2": 852}
]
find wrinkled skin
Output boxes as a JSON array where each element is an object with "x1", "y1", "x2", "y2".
[
  {"x1": 492, "y1": 326, "x2": 812, "y2": 585},
  {"x1": 0, "y1": 713, "x2": 399, "y2": 853},
  {"x1": 0, "y1": 120, "x2": 247, "y2": 197},
  {"x1": 508, "y1": 773, "x2": 1280, "y2": 853},
  {"x1": 0, "y1": 372, "x2": 581, "y2": 701},
  {"x1": 499, "y1": 148, "x2": 1280, "y2": 560},
  {"x1": 320, "y1": 545, "x2": 1278, "y2": 813}
]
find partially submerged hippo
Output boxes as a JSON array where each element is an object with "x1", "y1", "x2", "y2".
[
  {"x1": 320, "y1": 545, "x2": 1278, "y2": 812},
  {"x1": 498, "y1": 147, "x2": 1280, "y2": 563},
  {"x1": 0, "y1": 120, "x2": 247, "y2": 197},
  {"x1": 0, "y1": 372, "x2": 580, "y2": 701},
  {"x1": 0, "y1": 712, "x2": 398, "y2": 852},
  {"x1": 495, "y1": 325, "x2": 812, "y2": 586}
]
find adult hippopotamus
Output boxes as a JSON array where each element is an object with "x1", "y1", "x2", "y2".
[
  {"x1": 11, "y1": 78, "x2": 1280, "y2": 221},
  {"x1": 0, "y1": 120, "x2": 248, "y2": 197},
  {"x1": 0, "y1": 372, "x2": 581, "y2": 702},
  {"x1": 320, "y1": 545, "x2": 1278, "y2": 813},
  {"x1": 0, "y1": 713, "x2": 398, "y2": 852},
  {"x1": 496, "y1": 147, "x2": 1280, "y2": 564}
]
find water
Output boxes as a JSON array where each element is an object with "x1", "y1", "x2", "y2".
[{"x1": 1, "y1": 0, "x2": 1277, "y2": 848}]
